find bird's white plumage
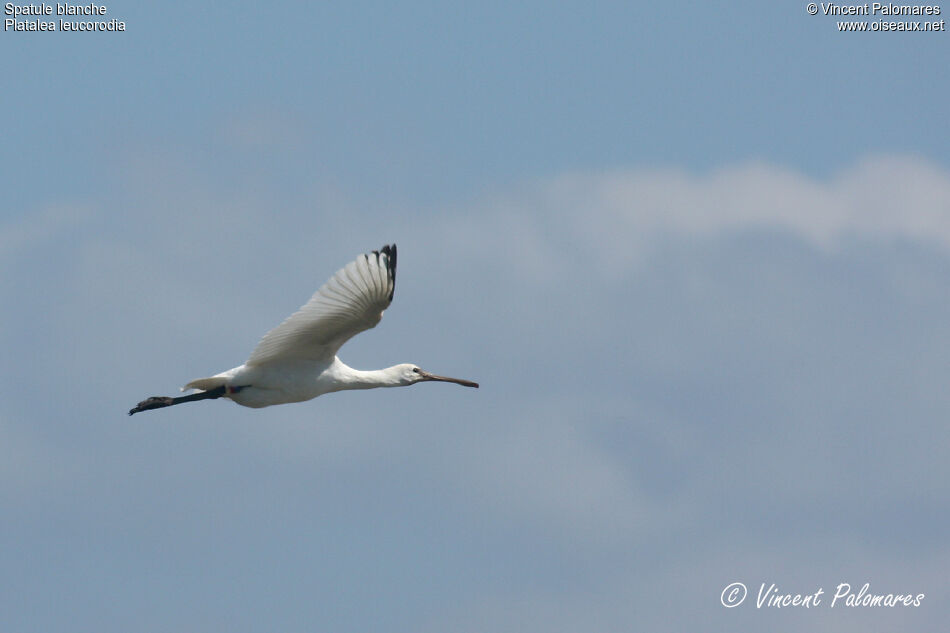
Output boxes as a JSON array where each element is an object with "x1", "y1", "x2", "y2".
[
  {"x1": 246, "y1": 247, "x2": 395, "y2": 367},
  {"x1": 129, "y1": 243, "x2": 476, "y2": 416}
]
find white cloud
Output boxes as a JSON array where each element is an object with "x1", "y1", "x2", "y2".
[
  {"x1": 430, "y1": 155, "x2": 950, "y2": 282},
  {"x1": 560, "y1": 155, "x2": 950, "y2": 243}
]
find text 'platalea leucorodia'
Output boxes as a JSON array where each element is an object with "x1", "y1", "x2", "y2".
[{"x1": 129, "y1": 244, "x2": 478, "y2": 416}]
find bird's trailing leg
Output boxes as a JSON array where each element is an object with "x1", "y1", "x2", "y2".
[{"x1": 128, "y1": 385, "x2": 244, "y2": 416}]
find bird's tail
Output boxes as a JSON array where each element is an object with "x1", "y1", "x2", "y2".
[{"x1": 182, "y1": 376, "x2": 229, "y2": 392}]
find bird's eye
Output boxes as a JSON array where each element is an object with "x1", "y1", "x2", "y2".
[{"x1": 412, "y1": 368, "x2": 420, "y2": 373}]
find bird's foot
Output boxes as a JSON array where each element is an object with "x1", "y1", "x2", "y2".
[{"x1": 128, "y1": 396, "x2": 174, "y2": 416}]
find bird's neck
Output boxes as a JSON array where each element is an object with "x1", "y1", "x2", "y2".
[{"x1": 331, "y1": 361, "x2": 403, "y2": 391}]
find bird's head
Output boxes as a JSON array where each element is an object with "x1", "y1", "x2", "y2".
[{"x1": 395, "y1": 364, "x2": 479, "y2": 388}]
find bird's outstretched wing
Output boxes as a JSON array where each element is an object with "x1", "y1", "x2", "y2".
[{"x1": 246, "y1": 244, "x2": 397, "y2": 366}]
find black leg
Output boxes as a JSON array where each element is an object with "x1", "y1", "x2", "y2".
[{"x1": 129, "y1": 385, "x2": 231, "y2": 416}]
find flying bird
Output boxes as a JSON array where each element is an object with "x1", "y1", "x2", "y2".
[{"x1": 129, "y1": 244, "x2": 478, "y2": 416}]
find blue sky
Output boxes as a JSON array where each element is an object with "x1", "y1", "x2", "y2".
[{"x1": 3, "y1": 2, "x2": 949, "y2": 632}]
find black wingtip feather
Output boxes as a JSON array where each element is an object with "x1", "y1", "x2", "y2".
[
  {"x1": 368, "y1": 244, "x2": 397, "y2": 301},
  {"x1": 381, "y1": 243, "x2": 396, "y2": 301}
]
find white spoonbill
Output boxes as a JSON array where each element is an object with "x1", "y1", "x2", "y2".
[{"x1": 129, "y1": 244, "x2": 478, "y2": 416}]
